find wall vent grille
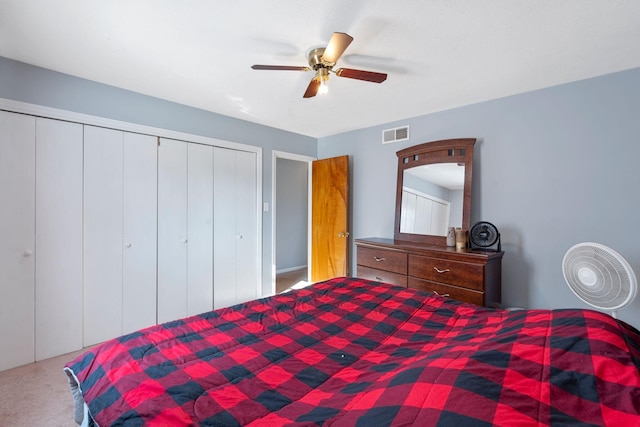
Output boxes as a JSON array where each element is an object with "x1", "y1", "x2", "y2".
[{"x1": 382, "y1": 125, "x2": 410, "y2": 144}]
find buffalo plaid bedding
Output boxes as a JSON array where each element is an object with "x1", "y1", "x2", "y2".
[{"x1": 64, "y1": 277, "x2": 640, "y2": 426}]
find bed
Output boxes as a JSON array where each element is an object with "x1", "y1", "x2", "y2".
[{"x1": 64, "y1": 277, "x2": 640, "y2": 426}]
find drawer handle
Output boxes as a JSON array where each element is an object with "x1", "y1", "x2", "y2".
[
  {"x1": 433, "y1": 291, "x2": 450, "y2": 297},
  {"x1": 374, "y1": 257, "x2": 386, "y2": 262},
  {"x1": 433, "y1": 267, "x2": 450, "y2": 274}
]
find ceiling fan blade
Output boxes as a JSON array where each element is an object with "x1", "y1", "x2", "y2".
[
  {"x1": 335, "y1": 68, "x2": 387, "y2": 83},
  {"x1": 303, "y1": 78, "x2": 320, "y2": 98},
  {"x1": 321, "y1": 32, "x2": 353, "y2": 64},
  {"x1": 251, "y1": 65, "x2": 310, "y2": 71}
]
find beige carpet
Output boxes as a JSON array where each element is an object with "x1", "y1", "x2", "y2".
[
  {"x1": 0, "y1": 348, "x2": 87, "y2": 426},
  {"x1": 0, "y1": 274, "x2": 309, "y2": 427},
  {"x1": 276, "y1": 267, "x2": 309, "y2": 294}
]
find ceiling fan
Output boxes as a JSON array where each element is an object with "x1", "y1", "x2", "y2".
[{"x1": 251, "y1": 32, "x2": 387, "y2": 98}]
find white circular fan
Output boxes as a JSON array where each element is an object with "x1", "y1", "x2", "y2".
[{"x1": 562, "y1": 242, "x2": 637, "y2": 318}]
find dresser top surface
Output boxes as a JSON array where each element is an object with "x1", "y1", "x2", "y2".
[{"x1": 356, "y1": 237, "x2": 504, "y2": 261}]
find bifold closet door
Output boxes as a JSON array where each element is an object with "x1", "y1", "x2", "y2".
[
  {"x1": 158, "y1": 140, "x2": 215, "y2": 322},
  {"x1": 35, "y1": 118, "x2": 83, "y2": 361},
  {"x1": 157, "y1": 138, "x2": 188, "y2": 324},
  {"x1": 122, "y1": 132, "x2": 158, "y2": 334},
  {"x1": 84, "y1": 126, "x2": 158, "y2": 346},
  {"x1": 84, "y1": 126, "x2": 124, "y2": 346},
  {"x1": 0, "y1": 111, "x2": 36, "y2": 371},
  {"x1": 213, "y1": 148, "x2": 259, "y2": 309},
  {"x1": 187, "y1": 143, "x2": 214, "y2": 316}
]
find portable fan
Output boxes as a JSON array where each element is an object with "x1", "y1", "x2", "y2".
[
  {"x1": 562, "y1": 242, "x2": 637, "y2": 318},
  {"x1": 469, "y1": 221, "x2": 501, "y2": 251}
]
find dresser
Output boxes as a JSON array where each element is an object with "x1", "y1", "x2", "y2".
[{"x1": 356, "y1": 237, "x2": 503, "y2": 308}]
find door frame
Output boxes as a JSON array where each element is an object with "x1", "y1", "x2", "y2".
[{"x1": 271, "y1": 150, "x2": 315, "y2": 295}]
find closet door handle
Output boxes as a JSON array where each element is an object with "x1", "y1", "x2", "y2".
[
  {"x1": 374, "y1": 256, "x2": 385, "y2": 262},
  {"x1": 433, "y1": 267, "x2": 450, "y2": 274},
  {"x1": 23, "y1": 249, "x2": 33, "y2": 257}
]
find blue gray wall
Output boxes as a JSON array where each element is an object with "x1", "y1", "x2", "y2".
[
  {"x1": 319, "y1": 67, "x2": 640, "y2": 328},
  {"x1": 0, "y1": 56, "x2": 317, "y2": 296},
  {"x1": 3, "y1": 55, "x2": 639, "y2": 328}
]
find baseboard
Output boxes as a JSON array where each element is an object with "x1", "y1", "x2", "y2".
[{"x1": 276, "y1": 265, "x2": 307, "y2": 275}]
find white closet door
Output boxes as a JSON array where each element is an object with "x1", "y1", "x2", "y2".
[
  {"x1": 430, "y1": 200, "x2": 450, "y2": 236},
  {"x1": 122, "y1": 133, "x2": 158, "y2": 334},
  {"x1": 0, "y1": 111, "x2": 36, "y2": 371},
  {"x1": 400, "y1": 191, "x2": 417, "y2": 233},
  {"x1": 35, "y1": 118, "x2": 83, "y2": 360},
  {"x1": 415, "y1": 196, "x2": 432, "y2": 235},
  {"x1": 83, "y1": 126, "x2": 124, "y2": 346},
  {"x1": 234, "y1": 150, "x2": 258, "y2": 304},
  {"x1": 213, "y1": 148, "x2": 259, "y2": 309},
  {"x1": 213, "y1": 148, "x2": 237, "y2": 309},
  {"x1": 187, "y1": 143, "x2": 214, "y2": 316},
  {"x1": 157, "y1": 138, "x2": 188, "y2": 324}
]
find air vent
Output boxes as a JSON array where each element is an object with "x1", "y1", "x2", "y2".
[{"x1": 382, "y1": 126, "x2": 410, "y2": 144}]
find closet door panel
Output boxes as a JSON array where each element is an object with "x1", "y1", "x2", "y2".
[
  {"x1": 35, "y1": 118, "x2": 83, "y2": 360},
  {"x1": 83, "y1": 126, "x2": 124, "y2": 346},
  {"x1": 213, "y1": 148, "x2": 237, "y2": 309},
  {"x1": 213, "y1": 148, "x2": 259, "y2": 309},
  {"x1": 187, "y1": 143, "x2": 214, "y2": 316},
  {"x1": 157, "y1": 138, "x2": 188, "y2": 324},
  {"x1": 234, "y1": 150, "x2": 259, "y2": 304},
  {"x1": 122, "y1": 133, "x2": 158, "y2": 334},
  {"x1": 0, "y1": 111, "x2": 36, "y2": 370}
]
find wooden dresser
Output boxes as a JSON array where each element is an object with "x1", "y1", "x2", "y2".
[{"x1": 355, "y1": 237, "x2": 503, "y2": 308}]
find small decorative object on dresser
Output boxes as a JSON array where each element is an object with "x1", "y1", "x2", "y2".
[{"x1": 356, "y1": 138, "x2": 504, "y2": 307}]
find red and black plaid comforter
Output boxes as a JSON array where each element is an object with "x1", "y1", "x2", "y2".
[{"x1": 65, "y1": 277, "x2": 640, "y2": 426}]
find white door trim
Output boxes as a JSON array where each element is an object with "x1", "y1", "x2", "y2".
[{"x1": 271, "y1": 150, "x2": 315, "y2": 296}]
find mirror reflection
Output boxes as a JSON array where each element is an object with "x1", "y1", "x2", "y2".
[{"x1": 399, "y1": 163, "x2": 465, "y2": 236}]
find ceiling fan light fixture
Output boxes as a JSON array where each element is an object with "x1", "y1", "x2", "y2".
[{"x1": 317, "y1": 68, "x2": 329, "y2": 95}]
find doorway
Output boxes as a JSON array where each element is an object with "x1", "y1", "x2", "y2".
[{"x1": 272, "y1": 151, "x2": 314, "y2": 294}]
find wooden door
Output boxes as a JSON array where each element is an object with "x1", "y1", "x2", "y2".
[
  {"x1": 311, "y1": 155, "x2": 349, "y2": 283},
  {"x1": 0, "y1": 111, "x2": 36, "y2": 371}
]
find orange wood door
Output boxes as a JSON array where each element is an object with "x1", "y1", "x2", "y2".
[{"x1": 311, "y1": 155, "x2": 349, "y2": 283}]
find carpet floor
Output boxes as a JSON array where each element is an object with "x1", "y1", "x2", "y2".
[{"x1": 0, "y1": 348, "x2": 87, "y2": 426}]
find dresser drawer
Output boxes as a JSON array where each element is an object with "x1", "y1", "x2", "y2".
[
  {"x1": 357, "y1": 247, "x2": 407, "y2": 275},
  {"x1": 408, "y1": 255, "x2": 484, "y2": 291},
  {"x1": 357, "y1": 265, "x2": 408, "y2": 287},
  {"x1": 408, "y1": 277, "x2": 484, "y2": 306}
]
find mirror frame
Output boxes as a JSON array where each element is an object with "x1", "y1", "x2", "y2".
[{"x1": 394, "y1": 138, "x2": 476, "y2": 245}]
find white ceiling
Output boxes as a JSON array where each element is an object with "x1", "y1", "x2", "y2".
[{"x1": 1, "y1": 1, "x2": 639, "y2": 138}]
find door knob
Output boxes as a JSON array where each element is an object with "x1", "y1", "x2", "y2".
[{"x1": 24, "y1": 249, "x2": 33, "y2": 256}]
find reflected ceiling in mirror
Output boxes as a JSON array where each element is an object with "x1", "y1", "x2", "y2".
[{"x1": 400, "y1": 163, "x2": 465, "y2": 236}]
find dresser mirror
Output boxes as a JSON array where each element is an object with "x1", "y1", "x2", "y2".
[{"x1": 394, "y1": 138, "x2": 476, "y2": 245}]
